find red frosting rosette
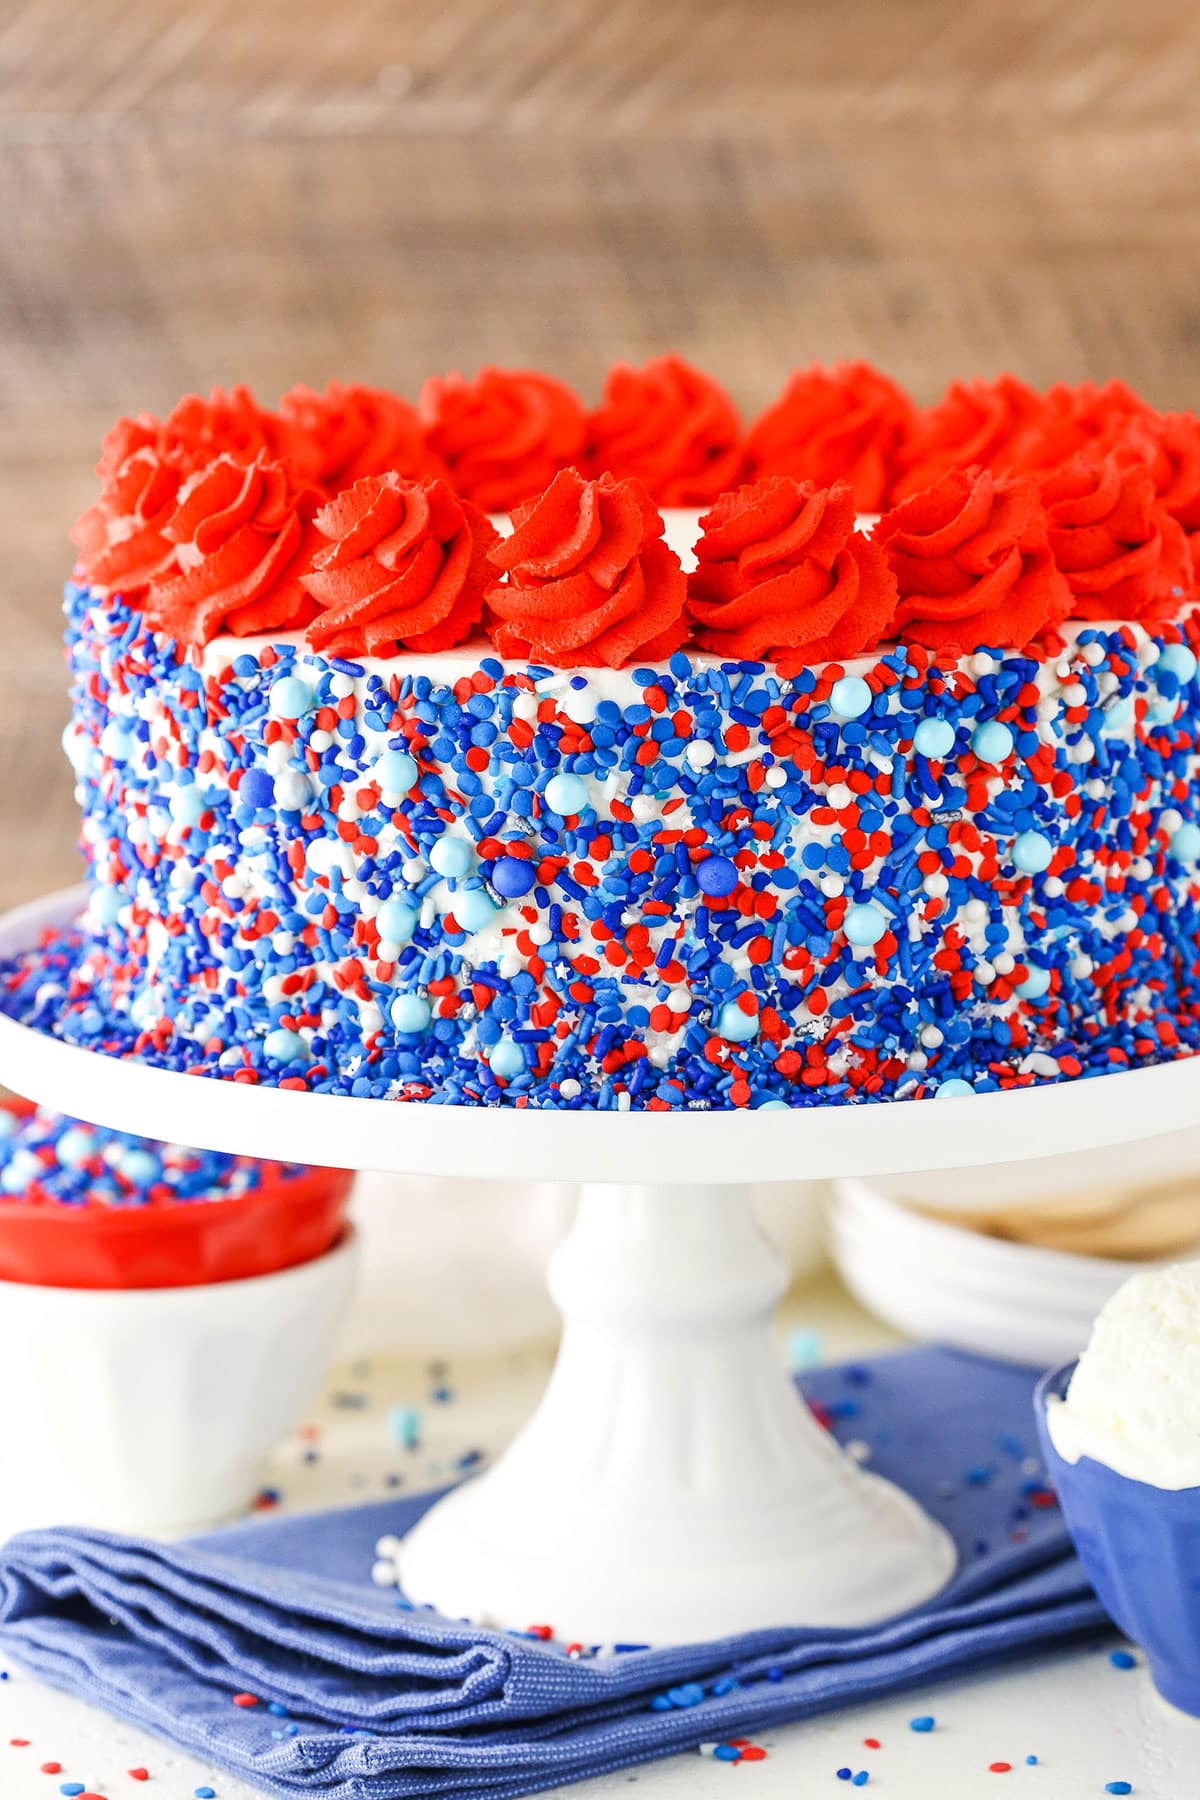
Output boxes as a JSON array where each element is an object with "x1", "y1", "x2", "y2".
[
  {"x1": 583, "y1": 354, "x2": 744, "y2": 504},
  {"x1": 71, "y1": 419, "x2": 184, "y2": 598},
  {"x1": 160, "y1": 385, "x2": 292, "y2": 470},
  {"x1": 300, "y1": 474, "x2": 499, "y2": 657},
  {"x1": 418, "y1": 368, "x2": 587, "y2": 511},
  {"x1": 686, "y1": 476, "x2": 897, "y2": 666},
  {"x1": 1039, "y1": 451, "x2": 1191, "y2": 622},
  {"x1": 874, "y1": 466, "x2": 1071, "y2": 652},
  {"x1": 486, "y1": 468, "x2": 689, "y2": 668},
  {"x1": 745, "y1": 362, "x2": 914, "y2": 513},
  {"x1": 278, "y1": 382, "x2": 444, "y2": 493},
  {"x1": 143, "y1": 454, "x2": 321, "y2": 646},
  {"x1": 890, "y1": 374, "x2": 1076, "y2": 502}
]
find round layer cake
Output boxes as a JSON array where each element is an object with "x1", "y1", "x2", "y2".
[{"x1": 5, "y1": 363, "x2": 1200, "y2": 1109}]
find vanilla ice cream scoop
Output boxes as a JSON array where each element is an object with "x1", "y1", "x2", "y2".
[{"x1": 1046, "y1": 1260, "x2": 1200, "y2": 1488}]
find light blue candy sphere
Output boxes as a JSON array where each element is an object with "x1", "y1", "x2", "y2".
[
  {"x1": 454, "y1": 888, "x2": 499, "y2": 933},
  {"x1": 488, "y1": 1038, "x2": 526, "y2": 1079},
  {"x1": 264, "y1": 1027, "x2": 310, "y2": 1064},
  {"x1": 544, "y1": 772, "x2": 589, "y2": 816},
  {"x1": 936, "y1": 1078, "x2": 976, "y2": 1100},
  {"x1": 169, "y1": 785, "x2": 207, "y2": 828},
  {"x1": 1016, "y1": 966, "x2": 1052, "y2": 1001},
  {"x1": 829, "y1": 676, "x2": 872, "y2": 720},
  {"x1": 376, "y1": 899, "x2": 418, "y2": 946},
  {"x1": 92, "y1": 885, "x2": 122, "y2": 928},
  {"x1": 1159, "y1": 642, "x2": 1198, "y2": 685},
  {"x1": 269, "y1": 676, "x2": 315, "y2": 720},
  {"x1": 1012, "y1": 830, "x2": 1053, "y2": 874},
  {"x1": 971, "y1": 720, "x2": 1014, "y2": 763},
  {"x1": 1103, "y1": 694, "x2": 1135, "y2": 734},
  {"x1": 430, "y1": 836, "x2": 474, "y2": 879},
  {"x1": 55, "y1": 1125, "x2": 94, "y2": 1168},
  {"x1": 717, "y1": 1001, "x2": 759, "y2": 1042},
  {"x1": 756, "y1": 1099, "x2": 789, "y2": 1110},
  {"x1": 373, "y1": 748, "x2": 418, "y2": 795},
  {"x1": 914, "y1": 717, "x2": 956, "y2": 760},
  {"x1": 119, "y1": 1148, "x2": 160, "y2": 1187},
  {"x1": 1172, "y1": 823, "x2": 1200, "y2": 862},
  {"x1": 844, "y1": 901, "x2": 888, "y2": 947},
  {"x1": 390, "y1": 992, "x2": 432, "y2": 1034}
]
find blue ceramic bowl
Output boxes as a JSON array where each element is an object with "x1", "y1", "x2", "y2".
[{"x1": 1036, "y1": 1361, "x2": 1200, "y2": 1715}]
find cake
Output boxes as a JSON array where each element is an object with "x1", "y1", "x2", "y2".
[{"x1": 5, "y1": 360, "x2": 1200, "y2": 1111}]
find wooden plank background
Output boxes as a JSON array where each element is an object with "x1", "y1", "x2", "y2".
[{"x1": 3, "y1": 0, "x2": 1200, "y2": 906}]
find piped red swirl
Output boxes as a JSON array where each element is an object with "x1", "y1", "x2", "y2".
[
  {"x1": 745, "y1": 362, "x2": 914, "y2": 512},
  {"x1": 300, "y1": 474, "x2": 498, "y2": 656},
  {"x1": 874, "y1": 466, "x2": 1071, "y2": 651},
  {"x1": 71, "y1": 422, "x2": 184, "y2": 598},
  {"x1": 890, "y1": 375, "x2": 1071, "y2": 502},
  {"x1": 144, "y1": 455, "x2": 321, "y2": 645},
  {"x1": 1039, "y1": 451, "x2": 1191, "y2": 622},
  {"x1": 418, "y1": 368, "x2": 587, "y2": 511},
  {"x1": 584, "y1": 354, "x2": 743, "y2": 504},
  {"x1": 687, "y1": 477, "x2": 897, "y2": 667},
  {"x1": 486, "y1": 468, "x2": 688, "y2": 668},
  {"x1": 278, "y1": 383, "x2": 444, "y2": 493}
]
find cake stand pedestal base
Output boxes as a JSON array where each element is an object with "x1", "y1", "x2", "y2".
[{"x1": 397, "y1": 1183, "x2": 955, "y2": 1644}]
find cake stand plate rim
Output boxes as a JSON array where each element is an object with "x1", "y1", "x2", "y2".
[{"x1": 1, "y1": 884, "x2": 1197, "y2": 1183}]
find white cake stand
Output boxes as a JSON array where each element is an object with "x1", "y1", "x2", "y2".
[{"x1": 4, "y1": 884, "x2": 1200, "y2": 1643}]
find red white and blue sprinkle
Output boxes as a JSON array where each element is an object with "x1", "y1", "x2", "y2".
[{"x1": 4, "y1": 588, "x2": 1200, "y2": 1111}]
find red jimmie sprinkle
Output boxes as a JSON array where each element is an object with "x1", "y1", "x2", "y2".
[
  {"x1": 232, "y1": 1692, "x2": 260, "y2": 1707},
  {"x1": 990, "y1": 1762, "x2": 1013, "y2": 1773}
]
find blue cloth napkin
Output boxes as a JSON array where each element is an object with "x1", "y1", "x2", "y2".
[{"x1": 0, "y1": 1348, "x2": 1107, "y2": 1797}]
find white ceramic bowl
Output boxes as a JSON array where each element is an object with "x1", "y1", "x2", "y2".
[
  {"x1": 0, "y1": 1228, "x2": 359, "y2": 1537},
  {"x1": 830, "y1": 1180, "x2": 1145, "y2": 1366}
]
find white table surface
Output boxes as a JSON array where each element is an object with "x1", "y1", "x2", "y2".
[{"x1": 0, "y1": 1275, "x2": 1193, "y2": 1800}]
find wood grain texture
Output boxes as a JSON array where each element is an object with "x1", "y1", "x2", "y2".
[{"x1": 2, "y1": 0, "x2": 1199, "y2": 906}]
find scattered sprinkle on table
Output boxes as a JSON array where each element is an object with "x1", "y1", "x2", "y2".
[
  {"x1": 909, "y1": 1715, "x2": 936, "y2": 1732},
  {"x1": 990, "y1": 1762, "x2": 1012, "y2": 1773},
  {"x1": 58, "y1": 1786, "x2": 84, "y2": 1797},
  {"x1": 128, "y1": 1773, "x2": 150, "y2": 1783},
  {"x1": 1026, "y1": 1755, "x2": 1039, "y2": 1765},
  {"x1": 1110, "y1": 1650, "x2": 1137, "y2": 1670},
  {"x1": 851, "y1": 1774, "x2": 869, "y2": 1788},
  {"x1": 837, "y1": 1769, "x2": 852, "y2": 1781},
  {"x1": 195, "y1": 1788, "x2": 217, "y2": 1799},
  {"x1": 863, "y1": 1737, "x2": 881, "y2": 1749},
  {"x1": 1105, "y1": 1785, "x2": 1132, "y2": 1796},
  {"x1": 40, "y1": 1763, "x2": 62, "y2": 1774}
]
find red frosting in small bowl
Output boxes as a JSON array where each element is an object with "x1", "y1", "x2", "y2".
[
  {"x1": 278, "y1": 382, "x2": 444, "y2": 493},
  {"x1": 487, "y1": 467, "x2": 689, "y2": 668},
  {"x1": 1040, "y1": 451, "x2": 1192, "y2": 622},
  {"x1": 419, "y1": 368, "x2": 587, "y2": 511},
  {"x1": 875, "y1": 466, "x2": 1072, "y2": 652},
  {"x1": 687, "y1": 477, "x2": 897, "y2": 667},
  {"x1": 144, "y1": 454, "x2": 321, "y2": 645},
  {"x1": 745, "y1": 362, "x2": 914, "y2": 512},
  {"x1": 301, "y1": 473, "x2": 499, "y2": 656},
  {"x1": 584, "y1": 354, "x2": 744, "y2": 504}
]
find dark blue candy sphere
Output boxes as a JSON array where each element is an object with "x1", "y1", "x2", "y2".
[
  {"x1": 697, "y1": 854, "x2": 738, "y2": 898},
  {"x1": 492, "y1": 856, "x2": 537, "y2": 899},
  {"x1": 239, "y1": 768, "x2": 276, "y2": 810}
]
